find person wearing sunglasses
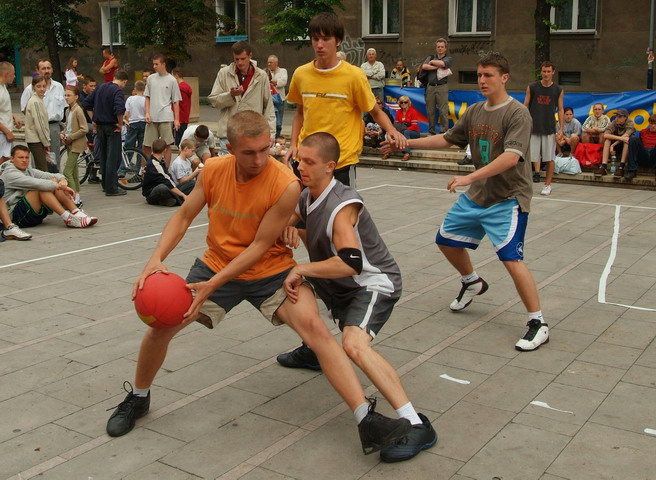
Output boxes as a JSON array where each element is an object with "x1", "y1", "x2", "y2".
[{"x1": 383, "y1": 96, "x2": 420, "y2": 161}]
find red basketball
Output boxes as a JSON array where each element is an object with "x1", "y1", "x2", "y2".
[{"x1": 134, "y1": 272, "x2": 193, "y2": 329}]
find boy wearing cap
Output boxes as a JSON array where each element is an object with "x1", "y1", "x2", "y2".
[{"x1": 594, "y1": 108, "x2": 635, "y2": 177}]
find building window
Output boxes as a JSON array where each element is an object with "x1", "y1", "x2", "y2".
[
  {"x1": 559, "y1": 71, "x2": 581, "y2": 86},
  {"x1": 216, "y1": 0, "x2": 247, "y2": 39},
  {"x1": 100, "y1": 4, "x2": 124, "y2": 46},
  {"x1": 459, "y1": 71, "x2": 478, "y2": 84},
  {"x1": 363, "y1": 0, "x2": 400, "y2": 36},
  {"x1": 551, "y1": 0, "x2": 597, "y2": 32},
  {"x1": 449, "y1": 0, "x2": 492, "y2": 35}
]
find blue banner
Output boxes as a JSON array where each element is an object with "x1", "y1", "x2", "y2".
[{"x1": 383, "y1": 87, "x2": 656, "y2": 133}]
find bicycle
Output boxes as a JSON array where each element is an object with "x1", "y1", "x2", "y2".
[{"x1": 60, "y1": 142, "x2": 147, "y2": 190}]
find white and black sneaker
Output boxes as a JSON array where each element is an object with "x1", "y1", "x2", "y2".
[
  {"x1": 515, "y1": 319, "x2": 549, "y2": 351},
  {"x1": 450, "y1": 277, "x2": 489, "y2": 311}
]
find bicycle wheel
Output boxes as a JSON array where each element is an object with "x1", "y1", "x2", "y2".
[{"x1": 117, "y1": 147, "x2": 147, "y2": 190}]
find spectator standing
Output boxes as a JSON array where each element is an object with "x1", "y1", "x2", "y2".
[
  {"x1": 82, "y1": 70, "x2": 128, "y2": 197},
  {"x1": 594, "y1": 108, "x2": 635, "y2": 177},
  {"x1": 64, "y1": 57, "x2": 80, "y2": 86},
  {"x1": 267, "y1": 55, "x2": 288, "y2": 138},
  {"x1": 625, "y1": 113, "x2": 656, "y2": 181},
  {"x1": 172, "y1": 68, "x2": 192, "y2": 146},
  {"x1": 524, "y1": 60, "x2": 564, "y2": 196},
  {"x1": 20, "y1": 59, "x2": 66, "y2": 169},
  {"x1": 0, "y1": 62, "x2": 23, "y2": 164},
  {"x1": 360, "y1": 48, "x2": 385, "y2": 100},
  {"x1": 556, "y1": 106, "x2": 582, "y2": 155},
  {"x1": 143, "y1": 54, "x2": 182, "y2": 165},
  {"x1": 421, "y1": 38, "x2": 452, "y2": 134},
  {"x1": 99, "y1": 48, "x2": 119, "y2": 83},
  {"x1": 390, "y1": 60, "x2": 412, "y2": 87},
  {"x1": 124, "y1": 80, "x2": 146, "y2": 152},
  {"x1": 582, "y1": 103, "x2": 610, "y2": 143},
  {"x1": 24, "y1": 76, "x2": 51, "y2": 172},
  {"x1": 208, "y1": 41, "x2": 275, "y2": 154},
  {"x1": 61, "y1": 86, "x2": 88, "y2": 201},
  {"x1": 79, "y1": 76, "x2": 101, "y2": 183}
]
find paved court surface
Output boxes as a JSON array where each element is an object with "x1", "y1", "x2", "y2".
[{"x1": 1, "y1": 168, "x2": 656, "y2": 480}]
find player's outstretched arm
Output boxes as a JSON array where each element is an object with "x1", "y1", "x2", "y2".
[{"x1": 133, "y1": 172, "x2": 207, "y2": 298}]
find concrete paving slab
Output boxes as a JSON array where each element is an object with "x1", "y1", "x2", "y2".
[{"x1": 590, "y1": 382, "x2": 656, "y2": 434}]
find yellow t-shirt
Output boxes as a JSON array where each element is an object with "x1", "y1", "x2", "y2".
[
  {"x1": 201, "y1": 155, "x2": 299, "y2": 280},
  {"x1": 287, "y1": 60, "x2": 376, "y2": 169}
]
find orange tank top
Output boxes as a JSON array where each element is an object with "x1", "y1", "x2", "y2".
[{"x1": 201, "y1": 155, "x2": 299, "y2": 280}]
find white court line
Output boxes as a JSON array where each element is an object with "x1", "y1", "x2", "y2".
[{"x1": 0, "y1": 223, "x2": 208, "y2": 270}]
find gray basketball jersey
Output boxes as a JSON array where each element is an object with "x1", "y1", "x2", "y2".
[{"x1": 297, "y1": 179, "x2": 402, "y2": 300}]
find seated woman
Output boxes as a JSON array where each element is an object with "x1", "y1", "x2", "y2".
[{"x1": 384, "y1": 95, "x2": 420, "y2": 161}]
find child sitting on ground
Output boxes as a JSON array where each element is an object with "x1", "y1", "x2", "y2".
[
  {"x1": 169, "y1": 139, "x2": 202, "y2": 189},
  {"x1": 142, "y1": 138, "x2": 194, "y2": 207}
]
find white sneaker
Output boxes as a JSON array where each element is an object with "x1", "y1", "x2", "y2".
[
  {"x1": 2, "y1": 224, "x2": 32, "y2": 240},
  {"x1": 540, "y1": 184, "x2": 552, "y2": 196},
  {"x1": 65, "y1": 213, "x2": 98, "y2": 228},
  {"x1": 515, "y1": 319, "x2": 549, "y2": 351},
  {"x1": 450, "y1": 277, "x2": 489, "y2": 311}
]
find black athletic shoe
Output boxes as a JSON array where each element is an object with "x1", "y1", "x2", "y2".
[
  {"x1": 106, "y1": 381, "x2": 150, "y2": 437},
  {"x1": 532, "y1": 171, "x2": 541, "y2": 183},
  {"x1": 457, "y1": 155, "x2": 473, "y2": 166},
  {"x1": 380, "y1": 413, "x2": 438, "y2": 463},
  {"x1": 450, "y1": 277, "x2": 489, "y2": 311},
  {"x1": 358, "y1": 398, "x2": 412, "y2": 455},
  {"x1": 276, "y1": 344, "x2": 321, "y2": 370}
]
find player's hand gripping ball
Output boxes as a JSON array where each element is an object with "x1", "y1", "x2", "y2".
[{"x1": 134, "y1": 272, "x2": 193, "y2": 328}]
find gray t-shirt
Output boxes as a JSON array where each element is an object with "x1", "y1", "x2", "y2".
[
  {"x1": 444, "y1": 96, "x2": 534, "y2": 212},
  {"x1": 144, "y1": 73, "x2": 182, "y2": 123}
]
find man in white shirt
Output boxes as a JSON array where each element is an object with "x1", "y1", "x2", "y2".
[
  {"x1": 0, "y1": 62, "x2": 22, "y2": 164},
  {"x1": 143, "y1": 54, "x2": 181, "y2": 164},
  {"x1": 20, "y1": 59, "x2": 66, "y2": 168},
  {"x1": 267, "y1": 55, "x2": 288, "y2": 138}
]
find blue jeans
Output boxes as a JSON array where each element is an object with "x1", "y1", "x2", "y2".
[
  {"x1": 96, "y1": 123, "x2": 122, "y2": 194},
  {"x1": 627, "y1": 135, "x2": 656, "y2": 171},
  {"x1": 125, "y1": 121, "x2": 145, "y2": 151},
  {"x1": 274, "y1": 99, "x2": 285, "y2": 138},
  {"x1": 402, "y1": 129, "x2": 421, "y2": 153}
]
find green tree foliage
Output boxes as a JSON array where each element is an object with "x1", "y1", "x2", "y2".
[
  {"x1": 0, "y1": 0, "x2": 89, "y2": 80},
  {"x1": 259, "y1": 0, "x2": 344, "y2": 46},
  {"x1": 118, "y1": 0, "x2": 218, "y2": 62}
]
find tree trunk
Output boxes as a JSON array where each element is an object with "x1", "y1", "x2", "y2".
[
  {"x1": 535, "y1": 0, "x2": 551, "y2": 71},
  {"x1": 41, "y1": 0, "x2": 62, "y2": 82}
]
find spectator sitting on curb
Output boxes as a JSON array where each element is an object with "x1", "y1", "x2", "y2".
[
  {"x1": 0, "y1": 145, "x2": 98, "y2": 228},
  {"x1": 556, "y1": 106, "x2": 582, "y2": 155},
  {"x1": 624, "y1": 113, "x2": 656, "y2": 181},
  {"x1": 582, "y1": 103, "x2": 610, "y2": 144},
  {"x1": 142, "y1": 138, "x2": 194, "y2": 206},
  {"x1": 594, "y1": 108, "x2": 635, "y2": 177}
]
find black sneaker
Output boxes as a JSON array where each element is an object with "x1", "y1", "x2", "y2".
[
  {"x1": 380, "y1": 413, "x2": 438, "y2": 463},
  {"x1": 532, "y1": 171, "x2": 541, "y2": 183},
  {"x1": 450, "y1": 277, "x2": 489, "y2": 311},
  {"x1": 624, "y1": 170, "x2": 636, "y2": 181},
  {"x1": 276, "y1": 344, "x2": 321, "y2": 370},
  {"x1": 457, "y1": 156, "x2": 473, "y2": 166},
  {"x1": 88, "y1": 176, "x2": 101, "y2": 184},
  {"x1": 515, "y1": 319, "x2": 549, "y2": 351},
  {"x1": 358, "y1": 398, "x2": 412, "y2": 455},
  {"x1": 106, "y1": 381, "x2": 150, "y2": 437}
]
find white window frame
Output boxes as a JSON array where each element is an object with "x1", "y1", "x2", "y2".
[
  {"x1": 448, "y1": 0, "x2": 492, "y2": 36},
  {"x1": 550, "y1": 0, "x2": 597, "y2": 33},
  {"x1": 216, "y1": 0, "x2": 248, "y2": 38},
  {"x1": 362, "y1": 0, "x2": 400, "y2": 37},
  {"x1": 100, "y1": 3, "x2": 124, "y2": 46}
]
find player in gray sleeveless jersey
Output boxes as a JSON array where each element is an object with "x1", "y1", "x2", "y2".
[{"x1": 281, "y1": 132, "x2": 437, "y2": 463}]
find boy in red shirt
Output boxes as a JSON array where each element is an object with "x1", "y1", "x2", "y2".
[{"x1": 625, "y1": 113, "x2": 656, "y2": 181}]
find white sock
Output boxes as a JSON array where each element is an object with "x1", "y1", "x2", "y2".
[
  {"x1": 74, "y1": 193, "x2": 80, "y2": 203},
  {"x1": 133, "y1": 387, "x2": 150, "y2": 397},
  {"x1": 528, "y1": 311, "x2": 544, "y2": 323},
  {"x1": 354, "y1": 402, "x2": 369, "y2": 424},
  {"x1": 396, "y1": 402, "x2": 422, "y2": 426},
  {"x1": 461, "y1": 271, "x2": 479, "y2": 284},
  {"x1": 61, "y1": 211, "x2": 71, "y2": 221}
]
